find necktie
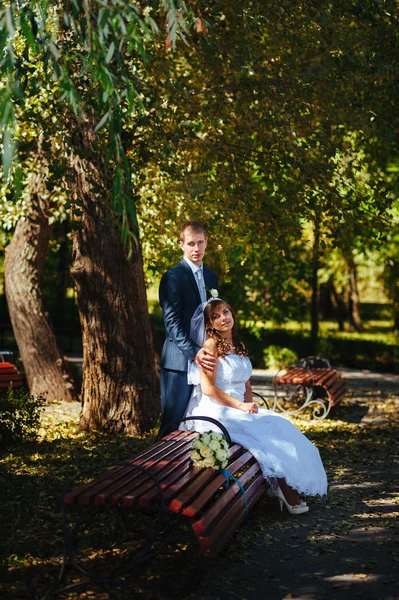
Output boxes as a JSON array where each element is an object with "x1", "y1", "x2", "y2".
[{"x1": 196, "y1": 269, "x2": 207, "y2": 303}]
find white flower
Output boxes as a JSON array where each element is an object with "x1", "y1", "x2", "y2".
[
  {"x1": 190, "y1": 450, "x2": 201, "y2": 462},
  {"x1": 216, "y1": 448, "x2": 229, "y2": 462},
  {"x1": 190, "y1": 430, "x2": 229, "y2": 470},
  {"x1": 192, "y1": 436, "x2": 202, "y2": 450},
  {"x1": 200, "y1": 433, "x2": 211, "y2": 445},
  {"x1": 200, "y1": 446, "x2": 212, "y2": 458},
  {"x1": 209, "y1": 439, "x2": 222, "y2": 451},
  {"x1": 210, "y1": 288, "x2": 219, "y2": 298},
  {"x1": 203, "y1": 456, "x2": 216, "y2": 468}
]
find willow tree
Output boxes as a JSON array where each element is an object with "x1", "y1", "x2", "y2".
[{"x1": 0, "y1": 1, "x2": 199, "y2": 433}]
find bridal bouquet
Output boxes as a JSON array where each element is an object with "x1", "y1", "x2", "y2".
[{"x1": 190, "y1": 431, "x2": 230, "y2": 470}]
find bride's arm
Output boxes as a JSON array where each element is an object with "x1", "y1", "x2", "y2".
[
  {"x1": 200, "y1": 341, "x2": 258, "y2": 413},
  {"x1": 244, "y1": 380, "x2": 253, "y2": 403}
]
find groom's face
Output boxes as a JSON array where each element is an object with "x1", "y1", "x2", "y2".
[{"x1": 180, "y1": 229, "x2": 208, "y2": 266}]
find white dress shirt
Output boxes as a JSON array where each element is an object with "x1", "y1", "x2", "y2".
[{"x1": 183, "y1": 256, "x2": 207, "y2": 303}]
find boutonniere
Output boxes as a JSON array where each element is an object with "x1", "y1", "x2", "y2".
[{"x1": 205, "y1": 287, "x2": 219, "y2": 299}]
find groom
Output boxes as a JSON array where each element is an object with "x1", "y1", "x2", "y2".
[{"x1": 159, "y1": 221, "x2": 219, "y2": 433}]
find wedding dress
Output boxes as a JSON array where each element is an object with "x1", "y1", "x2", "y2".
[{"x1": 182, "y1": 353, "x2": 327, "y2": 497}]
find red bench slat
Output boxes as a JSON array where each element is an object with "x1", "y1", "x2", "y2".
[
  {"x1": 199, "y1": 480, "x2": 266, "y2": 562},
  {"x1": 63, "y1": 430, "x2": 267, "y2": 562},
  {"x1": 198, "y1": 473, "x2": 266, "y2": 545},
  {"x1": 96, "y1": 438, "x2": 196, "y2": 507},
  {"x1": 182, "y1": 448, "x2": 256, "y2": 518},
  {"x1": 274, "y1": 361, "x2": 347, "y2": 415},
  {"x1": 107, "y1": 446, "x2": 197, "y2": 508},
  {"x1": 137, "y1": 442, "x2": 242, "y2": 508},
  {"x1": 0, "y1": 362, "x2": 23, "y2": 388},
  {"x1": 63, "y1": 437, "x2": 188, "y2": 505},
  {"x1": 192, "y1": 460, "x2": 263, "y2": 535}
]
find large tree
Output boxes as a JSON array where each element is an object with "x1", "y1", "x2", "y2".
[
  {"x1": 4, "y1": 146, "x2": 76, "y2": 400},
  {"x1": 0, "y1": 1, "x2": 198, "y2": 433}
]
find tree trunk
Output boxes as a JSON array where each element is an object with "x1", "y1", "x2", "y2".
[
  {"x1": 68, "y1": 125, "x2": 159, "y2": 435},
  {"x1": 4, "y1": 170, "x2": 77, "y2": 401},
  {"x1": 346, "y1": 254, "x2": 363, "y2": 332},
  {"x1": 310, "y1": 220, "x2": 320, "y2": 351},
  {"x1": 328, "y1": 279, "x2": 346, "y2": 332},
  {"x1": 394, "y1": 306, "x2": 399, "y2": 335}
]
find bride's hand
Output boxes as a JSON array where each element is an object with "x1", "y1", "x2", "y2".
[{"x1": 240, "y1": 402, "x2": 258, "y2": 414}]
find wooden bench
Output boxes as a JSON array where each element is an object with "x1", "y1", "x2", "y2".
[
  {"x1": 59, "y1": 416, "x2": 267, "y2": 591},
  {"x1": 273, "y1": 356, "x2": 347, "y2": 419},
  {"x1": 0, "y1": 354, "x2": 23, "y2": 389}
]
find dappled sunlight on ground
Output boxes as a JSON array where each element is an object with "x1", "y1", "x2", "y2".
[{"x1": 1, "y1": 378, "x2": 399, "y2": 599}]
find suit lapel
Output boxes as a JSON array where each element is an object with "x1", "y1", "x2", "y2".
[
  {"x1": 203, "y1": 268, "x2": 216, "y2": 297},
  {"x1": 179, "y1": 259, "x2": 201, "y2": 303}
]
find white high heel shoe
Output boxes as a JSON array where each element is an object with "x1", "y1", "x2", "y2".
[{"x1": 276, "y1": 487, "x2": 309, "y2": 515}]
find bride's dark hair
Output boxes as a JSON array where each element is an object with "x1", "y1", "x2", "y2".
[{"x1": 204, "y1": 300, "x2": 248, "y2": 359}]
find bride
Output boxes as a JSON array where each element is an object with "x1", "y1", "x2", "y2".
[{"x1": 182, "y1": 298, "x2": 327, "y2": 514}]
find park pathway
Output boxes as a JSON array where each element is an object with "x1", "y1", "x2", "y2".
[
  {"x1": 55, "y1": 362, "x2": 399, "y2": 599},
  {"x1": 188, "y1": 368, "x2": 399, "y2": 600}
]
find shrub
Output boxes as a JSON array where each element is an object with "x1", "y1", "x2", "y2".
[
  {"x1": 0, "y1": 386, "x2": 45, "y2": 445},
  {"x1": 263, "y1": 346, "x2": 298, "y2": 369}
]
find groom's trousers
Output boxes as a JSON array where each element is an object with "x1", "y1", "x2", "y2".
[{"x1": 159, "y1": 368, "x2": 193, "y2": 435}]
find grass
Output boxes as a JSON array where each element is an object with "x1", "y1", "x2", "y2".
[
  {"x1": 243, "y1": 317, "x2": 397, "y2": 345},
  {"x1": 149, "y1": 298, "x2": 399, "y2": 372},
  {"x1": 234, "y1": 313, "x2": 399, "y2": 373}
]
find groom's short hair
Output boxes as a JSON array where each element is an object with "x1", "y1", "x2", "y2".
[{"x1": 179, "y1": 221, "x2": 208, "y2": 242}]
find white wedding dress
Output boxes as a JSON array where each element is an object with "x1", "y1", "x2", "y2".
[{"x1": 182, "y1": 354, "x2": 327, "y2": 497}]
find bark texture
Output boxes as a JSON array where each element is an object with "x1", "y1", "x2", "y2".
[
  {"x1": 69, "y1": 124, "x2": 159, "y2": 435},
  {"x1": 4, "y1": 170, "x2": 76, "y2": 401}
]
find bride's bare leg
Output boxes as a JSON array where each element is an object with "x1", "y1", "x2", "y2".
[{"x1": 277, "y1": 478, "x2": 302, "y2": 506}]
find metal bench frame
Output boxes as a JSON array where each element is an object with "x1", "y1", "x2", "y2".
[{"x1": 272, "y1": 356, "x2": 347, "y2": 420}]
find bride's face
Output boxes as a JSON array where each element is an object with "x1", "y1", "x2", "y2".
[{"x1": 210, "y1": 303, "x2": 234, "y2": 333}]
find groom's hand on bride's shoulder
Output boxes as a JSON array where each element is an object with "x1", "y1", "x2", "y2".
[{"x1": 195, "y1": 348, "x2": 217, "y2": 372}]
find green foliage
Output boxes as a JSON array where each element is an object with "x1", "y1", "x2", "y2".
[
  {"x1": 134, "y1": 0, "x2": 399, "y2": 323},
  {"x1": 0, "y1": 0, "x2": 199, "y2": 244},
  {"x1": 0, "y1": 386, "x2": 45, "y2": 445},
  {"x1": 241, "y1": 323, "x2": 399, "y2": 373},
  {"x1": 1, "y1": 0, "x2": 399, "y2": 337},
  {"x1": 263, "y1": 345, "x2": 298, "y2": 369}
]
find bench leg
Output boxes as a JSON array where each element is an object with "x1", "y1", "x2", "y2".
[
  {"x1": 273, "y1": 384, "x2": 332, "y2": 420},
  {"x1": 56, "y1": 462, "x2": 166, "y2": 595}
]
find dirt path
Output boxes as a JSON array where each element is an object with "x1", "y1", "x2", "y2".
[{"x1": 189, "y1": 377, "x2": 399, "y2": 600}]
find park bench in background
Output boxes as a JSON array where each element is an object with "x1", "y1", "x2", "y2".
[
  {"x1": 59, "y1": 415, "x2": 267, "y2": 592},
  {"x1": 273, "y1": 356, "x2": 347, "y2": 420},
  {"x1": 0, "y1": 351, "x2": 23, "y2": 390}
]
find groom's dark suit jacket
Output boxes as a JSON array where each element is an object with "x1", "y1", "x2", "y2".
[{"x1": 159, "y1": 259, "x2": 218, "y2": 372}]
